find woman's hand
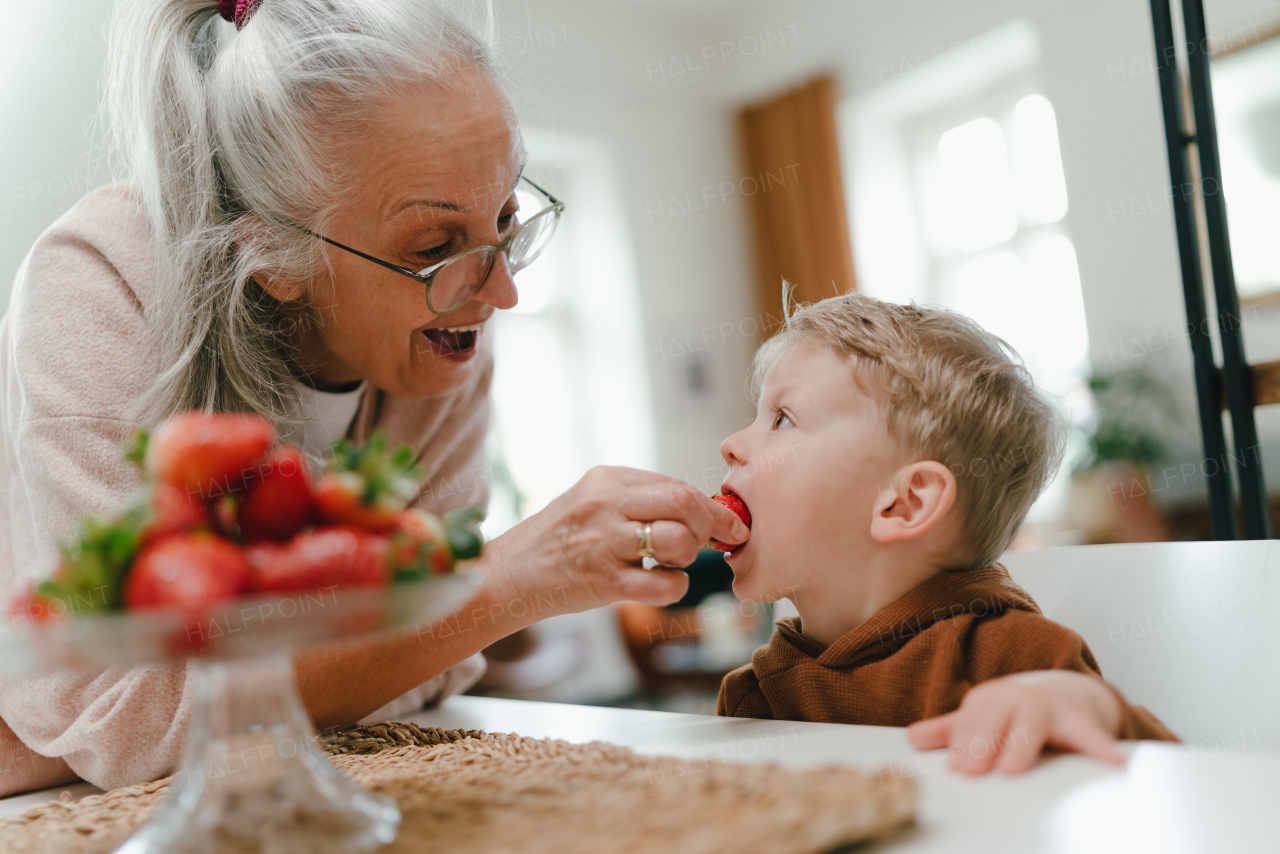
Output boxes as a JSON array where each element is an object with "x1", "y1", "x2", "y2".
[
  {"x1": 299, "y1": 467, "x2": 746, "y2": 728},
  {"x1": 906, "y1": 671, "x2": 1126, "y2": 775},
  {"x1": 485, "y1": 466, "x2": 750, "y2": 615}
]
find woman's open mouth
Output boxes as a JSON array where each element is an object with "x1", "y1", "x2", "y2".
[{"x1": 421, "y1": 323, "x2": 483, "y2": 362}]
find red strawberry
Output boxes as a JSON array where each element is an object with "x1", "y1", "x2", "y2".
[
  {"x1": 245, "y1": 526, "x2": 389, "y2": 593},
  {"x1": 137, "y1": 481, "x2": 211, "y2": 548},
  {"x1": 237, "y1": 446, "x2": 313, "y2": 542},
  {"x1": 387, "y1": 509, "x2": 453, "y2": 580},
  {"x1": 124, "y1": 532, "x2": 250, "y2": 612},
  {"x1": 211, "y1": 494, "x2": 239, "y2": 538},
  {"x1": 708, "y1": 492, "x2": 751, "y2": 553},
  {"x1": 313, "y1": 434, "x2": 419, "y2": 532},
  {"x1": 139, "y1": 411, "x2": 275, "y2": 502},
  {"x1": 8, "y1": 590, "x2": 61, "y2": 623}
]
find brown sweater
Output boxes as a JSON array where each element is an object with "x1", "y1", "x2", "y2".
[{"x1": 718, "y1": 565, "x2": 1176, "y2": 741}]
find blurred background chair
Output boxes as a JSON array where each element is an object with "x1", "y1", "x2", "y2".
[
  {"x1": 474, "y1": 550, "x2": 773, "y2": 714},
  {"x1": 1003, "y1": 541, "x2": 1280, "y2": 749},
  {"x1": 614, "y1": 550, "x2": 771, "y2": 699}
]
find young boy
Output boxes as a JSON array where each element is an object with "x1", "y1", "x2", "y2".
[{"x1": 714, "y1": 293, "x2": 1175, "y2": 773}]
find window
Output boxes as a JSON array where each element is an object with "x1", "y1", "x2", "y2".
[
  {"x1": 1212, "y1": 35, "x2": 1280, "y2": 303},
  {"x1": 842, "y1": 22, "x2": 1090, "y2": 523},
  {"x1": 479, "y1": 133, "x2": 654, "y2": 703},
  {"x1": 483, "y1": 132, "x2": 658, "y2": 538},
  {"x1": 913, "y1": 91, "x2": 1088, "y2": 520},
  {"x1": 913, "y1": 92, "x2": 1087, "y2": 387}
]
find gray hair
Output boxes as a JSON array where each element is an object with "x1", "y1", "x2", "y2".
[{"x1": 104, "y1": 0, "x2": 502, "y2": 429}]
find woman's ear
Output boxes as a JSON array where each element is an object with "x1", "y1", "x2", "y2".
[
  {"x1": 869, "y1": 461, "x2": 957, "y2": 544},
  {"x1": 253, "y1": 272, "x2": 305, "y2": 304},
  {"x1": 238, "y1": 215, "x2": 308, "y2": 303}
]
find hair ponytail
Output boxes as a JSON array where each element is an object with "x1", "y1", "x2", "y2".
[{"x1": 104, "y1": 0, "x2": 500, "y2": 428}]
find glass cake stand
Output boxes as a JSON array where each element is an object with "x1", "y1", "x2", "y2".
[{"x1": 0, "y1": 572, "x2": 483, "y2": 853}]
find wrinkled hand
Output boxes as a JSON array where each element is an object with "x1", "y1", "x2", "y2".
[
  {"x1": 906, "y1": 671, "x2": 1126, "y2": 775},
  {"x1": 486, "y1": 466, "x2": 750, "y2": 615}
]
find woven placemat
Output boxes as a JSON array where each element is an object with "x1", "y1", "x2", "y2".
[{"x1": 0, "y1": 722, "x2": 915, "y2": 854}]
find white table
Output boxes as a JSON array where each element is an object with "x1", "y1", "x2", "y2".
[{"x1": 4, "y1": 695, "x2": 1279, "y2": 852}]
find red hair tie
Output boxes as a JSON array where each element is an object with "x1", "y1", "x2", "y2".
[{"x1": 217, "y1": 0, "x2": 263, "y2": 30}]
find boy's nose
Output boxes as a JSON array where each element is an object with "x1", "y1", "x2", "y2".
[{"x1": 720, "y1": 429, "x2": 748, "y2": 467}]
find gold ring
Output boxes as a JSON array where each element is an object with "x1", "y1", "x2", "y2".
[{"x1": 636, "y1": 522, "x2": 656, "y2": 560}]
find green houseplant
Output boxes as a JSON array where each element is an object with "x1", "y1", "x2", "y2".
[{"x1": 1069, "y1": 366, "x2": 1182, "y2": 543}]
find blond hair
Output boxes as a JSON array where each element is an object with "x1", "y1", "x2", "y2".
[{"x1": 749, "y1": 290, "x2": 1065, "y2": 570}]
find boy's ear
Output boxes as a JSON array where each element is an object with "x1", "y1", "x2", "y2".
[{"x1": 869, "y1": 461, "x2": 957, "y2": 544}]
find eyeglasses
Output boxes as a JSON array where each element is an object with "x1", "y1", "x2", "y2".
[{"x1": 293, "y1": 176, "x2": 564, "y2": 315}]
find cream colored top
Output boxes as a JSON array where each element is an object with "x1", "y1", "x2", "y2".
[
  {"x1": 281, "y1": 379, "x2": 368, "y2": 463},
  {"x1": 0, "y1": 184, "x2": 491, "y2": 796}
]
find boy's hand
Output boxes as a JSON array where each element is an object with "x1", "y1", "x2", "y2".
[{"x1": 906, "y1": 671, "x2": 1126, "y2": 775}]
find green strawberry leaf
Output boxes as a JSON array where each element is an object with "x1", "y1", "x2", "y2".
[
  {"x1": 443, "y1": 506, "x2": 485, "y2": 527},
  {"x1": 360, "y1": 477, "x2": 380, "y2": 507},
  {"x1": 390, "y1": 445, "x2": 414, "y2": 469},
  {"x1": 392, "y1": 553, "x2": 433, "y2": 584},
  {"x1": 47, "y1": 509, "x2": 147, "y2": 612},
  {"x1": 123, "y1": 430, "x2": 149, "y2": 468},
  {"x1": 443, "y1": 507, "x2": 485, "y2": 562},
  {"x1": 445, "y1": 528, "x2": 482, "y2": 563},
  {"x1": 330, "y1": 437, "x2": 359, "y2": 470},
  {"x1": 327, "y1": 431, "x2": 422, "y2": 510}
]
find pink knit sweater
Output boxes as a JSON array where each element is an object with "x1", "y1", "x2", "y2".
[{"x1": 0, "y1": 184, "x2": 492, "y2": 796}]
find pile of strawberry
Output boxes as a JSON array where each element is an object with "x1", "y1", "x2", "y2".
[{"x1": 10, "y1": 411, "x2": 482, "y2": 622}]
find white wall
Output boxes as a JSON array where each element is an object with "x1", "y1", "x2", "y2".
[
  {"x1": 490, "y1": 0, "x2": 763, "y2": 488},
  {"x1": 1, "y1": 3, "x2": 114, "y2": 303}
]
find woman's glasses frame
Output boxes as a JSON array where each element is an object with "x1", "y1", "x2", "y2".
[{"x1": 291, "y1": 175, "x2": 564, "y2": 315}]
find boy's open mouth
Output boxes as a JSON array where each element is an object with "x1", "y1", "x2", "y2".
[
  {"x1": 723, "y1": 489, "x2": 750, "y2": 519},
  {"x1": 711, "y1": 489, "x2": 752, "y2": 558},
  {"x1": 421, "y1": 324, "x2": 482, "y2": 361}
]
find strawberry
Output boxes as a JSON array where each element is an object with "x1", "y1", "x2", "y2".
[
  {"x1": 136, "y1": 411, "x2": 275, "y2": 502},
  {"x1": 245, "y1": 525, "x2": 389, "y2": 593},
  {"x1": 236, "y1": 445, "x2": 313, "y2": 542},
  {"x1": 8, "y1": 590, "x2": 62, "y2": 623},
  {"x1": 387, "y1": 506, "x2": 486, "y2": 581},
  {"x1": 135, "y1": 480, "x2": 212, "y2": 548},
  {"x1": 387, "y1": 509, "x2": 452, "y2": 581},
  {"x1": 124, "y1": 532, "x2": 250, "y2": 612},
  {"x1": 30, "y1": 481, "x2": 213, "y2": 616},
  {"x1": 211, "y1": 494, "x2": 239, "y2": 538},
  {"x1": 37, "y1": 514, "x2": 147, "y2": 613},
  {"x1": 313, "y1": 433, "x2": 420, "y2": 532},
  {"x1": 708, "y1": 492, "x2": 752, "y2": 553}
]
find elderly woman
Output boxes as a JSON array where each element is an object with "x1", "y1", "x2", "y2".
[{"x1": 0, "y1": 0, "x2": 747, "y2": 797}]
